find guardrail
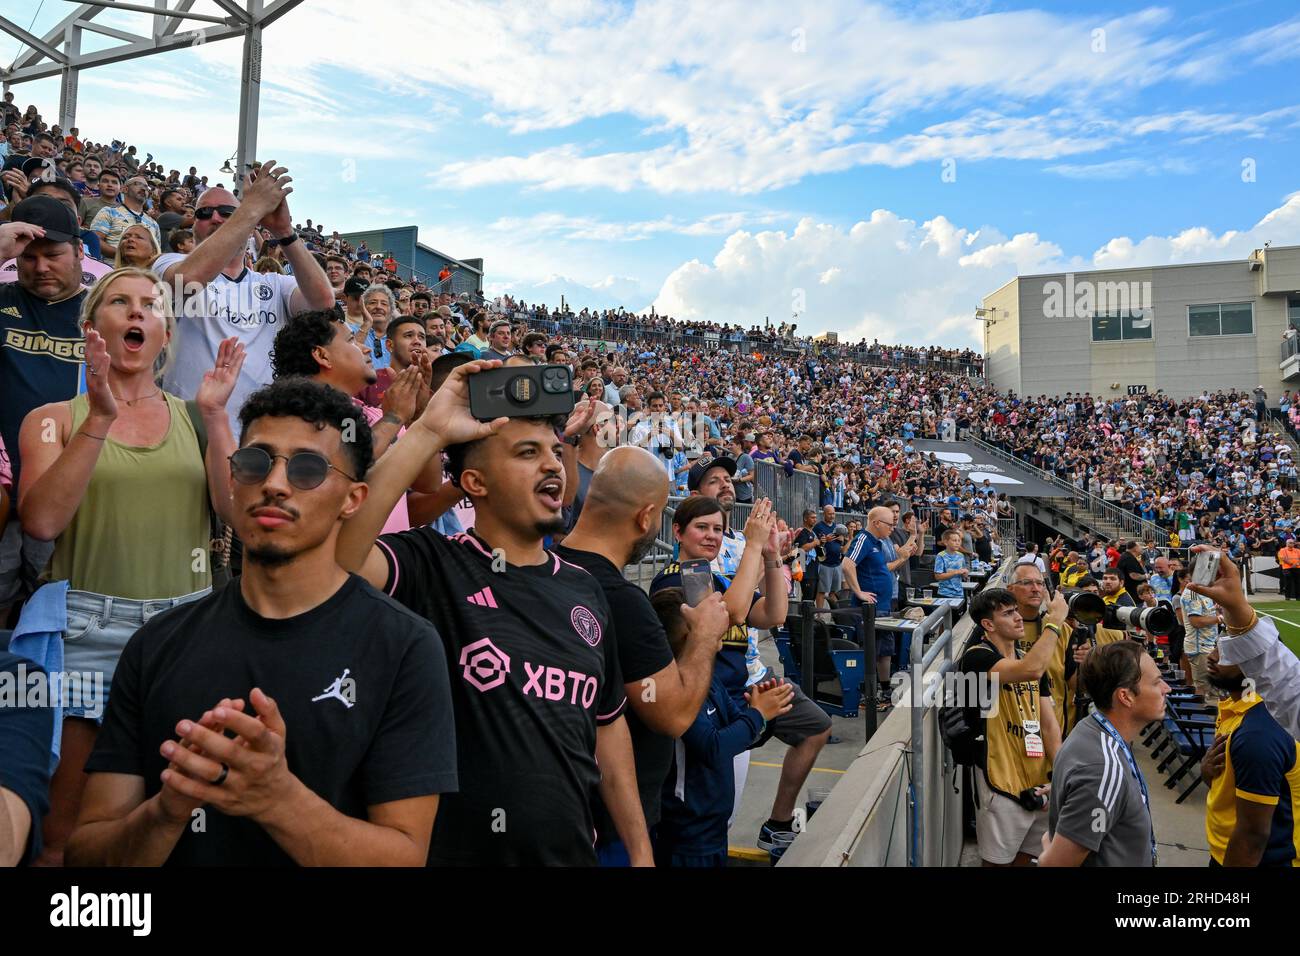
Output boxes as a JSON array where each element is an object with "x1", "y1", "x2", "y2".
[
  {"x1": 779, "y1": 557, "x2": 1014, "y2": 867},
  {"x1": 968, "y1": 436, "x2": 1168, "y2": 543},
  {"x1": 906, "y1": 601, "x2": 962, "y2": 866},
  {"x1": 1283, "y1": 334, "x2": 1300, "y2": 364}
]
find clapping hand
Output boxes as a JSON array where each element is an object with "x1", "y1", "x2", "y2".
[
  {"x1": 195, "y1": 337, "x2": 246, "y2": 417},
  {"x1": 381, "y1": 365, "x2": 422, "y2": 427},
  {"x1": 83, "y1": 329, "x2": 117, "y2": 422}
]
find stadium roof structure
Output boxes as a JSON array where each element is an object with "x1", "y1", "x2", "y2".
[{"x1": 0, "y1": 0, "x2": 303, "y2": 190}]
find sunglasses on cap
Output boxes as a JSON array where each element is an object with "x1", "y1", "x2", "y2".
[
  {"x1": 229, "y1": 447, "x2": 357, "y2": 490},
  {"x1": 195, "y1": 204, "x2": 237, "y2": 220}
]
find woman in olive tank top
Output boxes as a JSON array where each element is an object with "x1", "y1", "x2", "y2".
[{"x1": 16, "y1": 267, "x2": 245, "y2": 864}]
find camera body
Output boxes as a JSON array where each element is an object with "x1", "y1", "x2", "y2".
[{"x1": 1017, "y1": 786, "x2": 1047, "y2": 812}]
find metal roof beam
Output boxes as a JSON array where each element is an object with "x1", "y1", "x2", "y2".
[
  {"x1": 0, "y1": 16, "x2": 69, "y2": 66},
  {"x1": 9, "y1": 4, "x2": 96, "y2": 72},
  {"x1": 5, "y1": 22, "x2": 248, "y2": 83}
]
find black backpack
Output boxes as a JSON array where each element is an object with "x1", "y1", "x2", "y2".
[
  {"x1": 939, "y1": 642, "x2": 990, "y2": 767},
  {"x1": 938, "y1": 696, "x2": 985, "y2": 766}
]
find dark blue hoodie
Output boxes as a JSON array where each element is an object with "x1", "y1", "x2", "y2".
[{"x1": 657, "y1": 675, "x2": 765, "y2": 859}]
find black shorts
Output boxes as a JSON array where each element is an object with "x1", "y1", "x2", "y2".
[{"x1": 754, "y1": 680, "x2": 832, "y2": 748}]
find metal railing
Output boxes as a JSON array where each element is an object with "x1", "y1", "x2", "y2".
[
  {"x1": 1283, "y1": 334, "x2": 1300, "y2": 364},
  {"x1": 905, "y1": 602, "x2": 960, "y2": 867},
  {"x1": 905, "y1": 556, "x2": 1014, "y2": 865},
  {"x1": 622, "y1": 539, "x2": 674, "y2": 590},
  {"x1": 968, "y1": 436, "x2": 1169, "y2": 543}
]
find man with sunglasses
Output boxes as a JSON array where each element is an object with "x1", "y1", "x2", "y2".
[
  {"x1": 156, "y1": 161, "x2": 335, "y2": 436},
  {"x1": 336, "y1": 362, "x2": 650, "y2": 866},
  {"x1": 67, "y1": 378, "x2": 457, "y2": 866},
  {"x1": 87, "y1": 174, "x2": 158, "y2": 259}
]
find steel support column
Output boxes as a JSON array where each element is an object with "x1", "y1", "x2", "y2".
[
  {"x1": 233, "y1": 18, "x2": 261, "y2": 195},
  {"x1": 58, "y1": 25, "x2": 82, "y2": 131}
]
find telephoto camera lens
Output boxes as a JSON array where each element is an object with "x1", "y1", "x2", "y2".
[
  {"x1": 1063, "y1": 589, "x2": 1105, "y2": 626},
  {"x1": 1109, "y1": 603, "x2": 1176, "y2": 636}
]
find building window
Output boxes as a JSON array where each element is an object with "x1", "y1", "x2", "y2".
[
  {"x1": 1188, "y1": 302, "x2": 1254, "y2": 337},
  {"x1": 1091, "y1": 310, "x2": 1152, "y2": 342},
  {"x1": 1288, "y1": 295, "x2": 1300, "y2": 331}
]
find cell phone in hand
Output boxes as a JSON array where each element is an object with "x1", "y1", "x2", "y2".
[
  {"x1": 469, "y1": 364, "x2": 575, "y2": 422},
  {"x1": 680, "y1": 558, "x2": 714, "y2": 607},
  {"x1": 1191, "y1": 550, "x2": 1221, "y2": 588}
]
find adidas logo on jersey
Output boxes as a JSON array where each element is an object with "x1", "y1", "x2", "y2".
[{"x1": 466, "y1": 587, "x2": 498, "y2": 608}]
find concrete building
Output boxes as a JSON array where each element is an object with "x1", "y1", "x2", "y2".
[
  {"x1": 338, "y1": 225, "x2": 483, "y2": 296},
  {"x1": 981, "y1": 244, "x2": 1300, "y2": 400}
]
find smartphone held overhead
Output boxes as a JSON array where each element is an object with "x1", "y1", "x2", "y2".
[
  {"x1": 1191, "y1": 550, "x2": 1221, "y2": 588},
  {"x1": 469, "y1": 363, "x2": 575, "y2": 421}
]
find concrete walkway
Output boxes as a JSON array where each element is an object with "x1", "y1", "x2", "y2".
[{"x1": 729, "y1": 631, "x2": 870, "y2": 861}]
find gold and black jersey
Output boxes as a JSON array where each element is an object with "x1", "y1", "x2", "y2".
[
  {"x1": 1020, "y1": 614, "x2": 1075, "y2": 735},
  {"x1": 651, "y1": 562, "x2": 751, "y2": 651},
  {"x1": 961, "y1": 638, "x2": 1052, "y2": 798}
]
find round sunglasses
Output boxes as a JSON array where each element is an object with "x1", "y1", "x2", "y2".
[{"x1": 229, "y1": 447, "x2": 358, "y2": 490}]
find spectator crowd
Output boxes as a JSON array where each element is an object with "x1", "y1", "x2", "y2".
[{"x1": 0, "y1": 97, "x2": 1298, "y2": 872}]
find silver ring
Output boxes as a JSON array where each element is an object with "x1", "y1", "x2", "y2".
[{"x1": 212, "y1": 763, "x2": 229, "y2": 786}]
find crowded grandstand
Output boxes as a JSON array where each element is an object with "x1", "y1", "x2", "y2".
[{"x1": 0, "y1": 75, "x2": 1298, "y2": 885}]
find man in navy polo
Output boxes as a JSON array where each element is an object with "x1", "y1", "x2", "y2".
[{"x1": 843, "y1": 506, "x2": 902, "y2": 711}]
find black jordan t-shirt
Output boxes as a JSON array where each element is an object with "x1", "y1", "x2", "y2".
[
  {"x1": 378, "y1": 527, "x2": 626, "y2": 866},
  {"x1": 85, "y1": 575, "x2": 458, "y2": 866},
  {"x1": 555, "y1": 546, "x2": 677, "y2": 833}
]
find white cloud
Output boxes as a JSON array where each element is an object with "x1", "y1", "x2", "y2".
[
  {"x1": 649, "y1": 193, "x2": 1300, "y2": 348},
  {"x1": 486, "y1": 273, "x2": 651, "y2": 311},
  {"x1": 486, "y1": 210, "x2": 785, "y2": 241},
  {"x1": 64, "y1": 0, "x2": 1296, "y2": 196},
  {"x1": 1045, "y1": 157, "x2": 1195, "y2": 180},
  {"x1": 1091, "y1": 191, "x2": 1300, "y2": 268}
]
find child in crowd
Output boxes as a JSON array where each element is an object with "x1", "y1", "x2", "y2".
[
  {"x1": 933, "y1": 529, "x2": 969, "y2": 606},
  {"x1": 651, "y1": 588, "x2": 794, "y2": 867}
]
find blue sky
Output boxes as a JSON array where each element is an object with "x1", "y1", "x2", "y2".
[{"x1": 2, "y1": 0, "x2": 1298, "y2": 346}]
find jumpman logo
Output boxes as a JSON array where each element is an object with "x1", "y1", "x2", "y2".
[{"x1": 312, "y1": 668, "x2": 356, "y2": 709}]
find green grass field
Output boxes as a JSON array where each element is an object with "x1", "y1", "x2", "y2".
[{"x1": 1250, "y1": 600, "x2": 1300, "y2": 657}]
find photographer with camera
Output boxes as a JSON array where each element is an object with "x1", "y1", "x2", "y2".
[
  {"x1": 1040, "y1": 641, "x2": 1168, "y2": 866},
  {"x1": 1008, "y1": 564, "x2": 1093, "y2": 737},
  {"x1": 959, "y1": 587, "x2": 1066, "y2": 866}
]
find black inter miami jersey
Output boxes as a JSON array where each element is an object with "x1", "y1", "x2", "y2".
[{"x1": 378, "y1": 527, "x2": 626, "y2": 866}]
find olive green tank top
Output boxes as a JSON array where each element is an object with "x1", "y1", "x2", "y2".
[{"x1": 48, "y1": 392, "x2": 211, "y2": 598}]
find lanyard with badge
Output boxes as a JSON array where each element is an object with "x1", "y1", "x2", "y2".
[
  {"x1": 1093, "y1": 711, "x2": 1157, "y2": 865},
  {"x1": 1011, "y1": 677, "x2": 1044, "y2": 758},
  {"x1": 988, "y1": 638, "x2": 1044, "y2": 758}
]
